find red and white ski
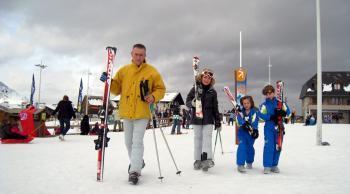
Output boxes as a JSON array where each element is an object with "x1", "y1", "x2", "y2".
[
  {"x1": 276, "y1": 80, "x2": 285, "y2": 151},
  {"x1": 223, "y1": 86, "x2": 238, "y2": 111},
  {"x1": 96, "y1": 46, "x2": 117, "y2": 181}
]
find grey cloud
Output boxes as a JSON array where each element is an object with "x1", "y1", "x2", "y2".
[{"x1": 0, "y1": 0, "x2": 349, "y2": 114}]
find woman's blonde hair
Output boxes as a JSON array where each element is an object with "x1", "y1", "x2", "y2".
[{"x1": 196, "y1": 68, "x2": 215, "y2": 87}]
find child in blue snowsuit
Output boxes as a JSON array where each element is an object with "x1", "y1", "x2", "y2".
[
  {"x1": 236, "y1": 96, "x2": 259, "y2": 173},
  {"x1": 259, "y1": 85, "x2": 290, "y2": 174}
]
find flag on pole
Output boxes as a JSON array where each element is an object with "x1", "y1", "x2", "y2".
[
  {"x1": 77, "y1": 78, "x2": 83, "y2": 113},
  {"x1": 30, "y1": 74, "x2": 35, "y2": 105}
]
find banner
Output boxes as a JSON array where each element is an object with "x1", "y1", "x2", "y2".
[
  {"x1": 77, "y1": 78, "x2": 83, "y2": 113},
  {"x1": 30, "y1": 74, "x2": 35, "y2": 105}
]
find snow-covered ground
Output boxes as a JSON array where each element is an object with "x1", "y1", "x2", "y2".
[{"x1": 1, "y1": 123, "x2": 350, "y2": 194}]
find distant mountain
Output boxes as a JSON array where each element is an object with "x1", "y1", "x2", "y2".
[{"x1": 0, "y1": 81, "x2": 27, "y2": 105}]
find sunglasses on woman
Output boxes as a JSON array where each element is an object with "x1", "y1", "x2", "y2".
[{"x1": 202, "y1": 70, "x2": 214, "y2": 77}]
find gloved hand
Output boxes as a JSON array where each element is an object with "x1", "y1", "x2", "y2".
[
  {"x1": 191, "y1": 99, "x2": 196, "y2": 107},
  {"x1": 242, "y1": 121, "x2": 251, "y2": 131},
  {"x1": 275, "y1": 108, "x2": 286, "y2": 117},
  {"x1": 214, "y1": 122, "x2": 222, "y2": 132},
  {"x1": 235, "y1": 105, "x2": 242, "y2": 112},
  {"x1": 251, "y1": 129, "x2": 259, "y2": 139},
  {"x1": 270, "y1": 114, "x2": 278, "y2": 124},
  {"x1": 100, "y1": 72, "x2": 107, "y2": 82}
]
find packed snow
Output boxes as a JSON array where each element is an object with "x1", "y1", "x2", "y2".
[
  {"x1": 323, "y1": 84, "x2": 333, "y2": 92},
  {"x1": 344, "y1": 84, "x2": 350, "y2": 92},
  {"x1": 1, "y1": 123, "x2": 350, "y2": 194},
  {"x1": 307, "y1": 88, "x2": 314, "y2": 92}
]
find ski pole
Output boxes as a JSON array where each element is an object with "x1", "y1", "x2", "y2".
[
  {"x1": 152, "y1": 126, "x2": 164, "y2": 182},
  {"x1": 219, "y1": 130, "x2": 224, "y2": 155},
  {"x1": 213, "y1": 128, "x2": 219, "y2": 160},
  {"x1": 159, "y1": 125, "x2": 182, "y2": 175},
  {"x1": 150, "y1": 104, "x2": 164, "y2": 182}
]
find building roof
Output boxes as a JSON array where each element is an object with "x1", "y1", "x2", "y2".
[{"x1": 299, "y1": 71, "x2": 350, "y2": 99}]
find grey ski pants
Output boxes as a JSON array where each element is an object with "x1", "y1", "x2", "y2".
[
  {"x1": 193, "y1": 124, "x2": 214, "y2": 161},
  {"x1": 123, "y1": 119, "x2": 148, "y2": 174}
]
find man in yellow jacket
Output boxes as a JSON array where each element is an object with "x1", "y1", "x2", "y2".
[{"x1": 102, "y1": 43, "x2": 165, "y2": 184}]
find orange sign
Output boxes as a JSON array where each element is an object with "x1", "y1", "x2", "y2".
[{"x1": 235, "y1": 68, "x2": 247, "y2": 82}]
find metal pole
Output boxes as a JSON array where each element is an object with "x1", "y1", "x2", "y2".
[
  {"x1": 86, "y1": 71, "x2": 91, "y2": 115},
  {"x1": 316, "y1": 0, "x2": 323, "y2": 145},
  {"x1": 240, "y1": 31, "x2": 242, "y2": 68},
  {"x1": 38, "y1": 66, "x2": 42, "y2": 104},
  {"x1": 268, "y1": 56, "x2": 272, "y2": 85},
  {"x1": 35, "y1": 61, "x2": 47, "y2": 107}
]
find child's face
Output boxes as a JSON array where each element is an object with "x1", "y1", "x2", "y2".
[
  {"x1": 242, "y1": 99, "x2": 251, "y2": 110},
  {"x1": 265, "y1": 91, "x2": 275, "y2": 99}
]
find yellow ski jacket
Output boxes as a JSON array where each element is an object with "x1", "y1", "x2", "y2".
[{"x1": 110, "y1": 62, "x2": 166, "y2": 119}]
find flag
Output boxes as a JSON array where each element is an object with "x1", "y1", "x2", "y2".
[
  {"x1": 77, "y1": 78, "x2": 83, "y2": 113},
  {"x1": 30, "y1": 74, "x2": 35, "y2": 105}
]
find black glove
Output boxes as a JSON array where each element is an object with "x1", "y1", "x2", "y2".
[
  {"x1": 235, "y1": 105, "x2": 242, "y2": 112},
  {"x1": 275, "y1": 108, "x2": 287, "y2": 117},
  {"x1": 100, "y1": 72, "x2": 107, "y2": 82},
  {"x1": 270, "y1": 114, "x2": 278, "y2": 124},
  {"x1": 251, "y1": 129, "x2": 259, "y2": 139},
  {"x1": 214, "y1": 122, "x2": 222, "y2": 132},
  {"x1": 242, "y1": 121, "x2": 251, "y2": 132}
]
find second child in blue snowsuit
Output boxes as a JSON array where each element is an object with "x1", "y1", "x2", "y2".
[
  {"x1": 236, "y1": 96, "x2": 259, "y2": 173},
  {"x1": 259, "y1": 85, "x2": 290, "y2": 174}
]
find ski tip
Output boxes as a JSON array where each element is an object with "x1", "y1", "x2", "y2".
[
  {"x1": 176, "y1": 171, "x2": 182, "y2": 175},
  {"x1": 106, "y1": 46, "x2": 117, "y2": 52}
]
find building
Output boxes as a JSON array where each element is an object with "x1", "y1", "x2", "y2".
[
  {"x1": 111, "y1": 92, "x2": 184, "y2": 112},
  {"x1": 299, "y1": 72, "x2": 350, "y2": 124},
  {"x1": 81, "y1": 95, "x2": 115, "y2": 115}
]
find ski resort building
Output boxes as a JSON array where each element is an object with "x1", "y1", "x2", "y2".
[
  {"x1": 111, "y1": 92, "x2": 185, "y2": 111},
  {"x1": 81, "y1": 95, "x2": 115, "y2": 115},
  {"x1": 299, "y1": 72, "x2": 350, "y2": 124}
]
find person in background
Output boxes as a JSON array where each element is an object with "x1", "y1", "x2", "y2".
[
  {"x1": 113, "y1": 104, "x2": 123, "y2": 132},
  {"x1": 228, "y1": 111, "x2": 235, "y2": 126},
  {"x1": 171, "y1": 103, "x2": 182, "y2": 134},
  {"x1": 80, "y1": 115, "x2": 90, "y2": 135},
  {"x1": 52, "y1": 95, "x2": 76, "y2": 141},
  {"x1": 291, "y1": 107, "x2": 296, "y2": 124}
]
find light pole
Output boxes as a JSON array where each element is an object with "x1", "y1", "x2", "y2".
[
  {"x1": 85, "y1": 70, "x2": 92, "y2": 115},
  {"x1": 35, "y1": 61, "x2": 48, "y2": 106},
  {"x1": 316, "y1": 0, "x2": 325, "y2": 146},
  {"x1": 240, "y1": 31, "x2": 242, "y2": 68},
  {"x1": 268, "y1": 56, "x2": 272, "y2": 85}
]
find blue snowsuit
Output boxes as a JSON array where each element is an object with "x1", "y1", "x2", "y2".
[
  {"x1": 236, "y1": 108, "x2": 259, "y2": 166},
  {"x1": 259, "y1": 97, "x2": 291, "y2": 168}
]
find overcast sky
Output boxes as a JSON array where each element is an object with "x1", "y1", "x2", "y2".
[{"x1": 0, "y1": 0, "x2": 349, "y2": 113}]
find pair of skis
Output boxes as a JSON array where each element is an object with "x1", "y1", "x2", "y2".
[
  {"x1": 275, "y1": 81, "x2": 285, "y2": 151},
  {"x1": 224, "y1": 86, "x2": 254, "y2": 135},
  {"x1": 192, "y1": 57, "x2": 203, "y2": 118},
  {"x1": 96, "y1": 46, "x2": 117, "y2": 181}
]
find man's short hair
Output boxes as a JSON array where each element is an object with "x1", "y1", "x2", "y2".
[{"x1": 133, "y1": 43, "x2": 146, "y2": 50}]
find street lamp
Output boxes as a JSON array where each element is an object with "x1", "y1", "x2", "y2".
[
  {"x1": 35, "y1": 61, "x2": 48, "y2": 107},
  {"x1": 85, "y1": 70, "x2": 92, "y2": 115},
  {"x1": 268, "y1": 56, "x2": 272, "y2": 85}
]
